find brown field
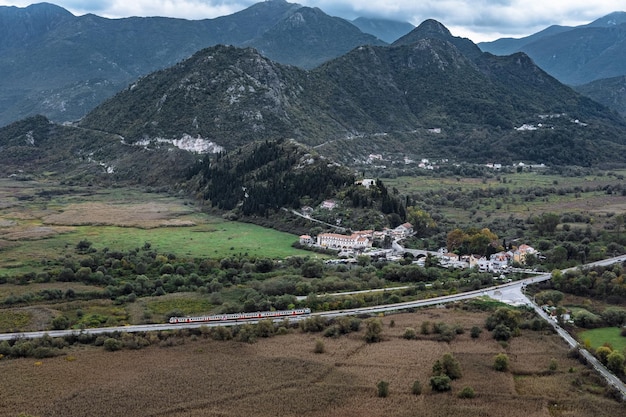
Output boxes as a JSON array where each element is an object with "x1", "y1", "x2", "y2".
[{"x1": 0, "y1": 309, "x2": 623, "y2": 417}]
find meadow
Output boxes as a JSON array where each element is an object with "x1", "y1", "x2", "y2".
[
  {"x1": 0, "y1": 308, "x2": 622, "y2": 417},
  {"x1": 579, "y1": 327, "x2": 626, "y2": 352},
  {"x1": 385, "y1": 169, "x2": 626, "y2": 224},
  {"x1": 0, "y1": 179, "x2": 311, "y2": 276}
]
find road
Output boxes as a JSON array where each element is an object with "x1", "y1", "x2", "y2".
[{"x1": 1, "y1": 254, "x2": 625, "y2": 397}]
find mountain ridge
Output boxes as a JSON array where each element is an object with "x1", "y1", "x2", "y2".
[{"x1": 0, "y1": 0, "x2": 390, "y2": 127}]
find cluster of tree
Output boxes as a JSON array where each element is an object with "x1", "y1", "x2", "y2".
[
  {"x1": 594, "y1": 344, "x2": 626, "y2": 376},
  {"x1": 550, "y1": 263, "x2": 626, "y2": 304},
  {"x1": 430, "y1": 352, "x2": 462, "y2": 392},
  {"x1": 446, "y1": 227, "x2": 501, "y2": 256},
  {"x1": 193, "y1": 139, "x2": 355, "y2": 216}
]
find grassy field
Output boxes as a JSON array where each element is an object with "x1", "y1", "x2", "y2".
[
  {"x1": 385, "y1": 170, "x2": 626, "y2": 223},
  {"x1": 579, "y1": 327, "x2": 626, "y2": 352},
  {"x1": 0, "y1": 179, "x2": 312, "y2": 276},
  {"x1": 0, "y1": 308, "x2": 622, "y2": 417}
]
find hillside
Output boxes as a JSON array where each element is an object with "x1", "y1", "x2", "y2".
[
  {"x1": 574, "y1": 76, "x2": 626, "y2": 117},
  {"x1": 3, "y1": 20, "x2": 626, "y2": 195},
  {"x1": 0, "y1": 0, "x2": 382, "y2": 127},
  {"x1": 78, "y1": 29, "x2": 626, "y2": 166},
  {"x1": 479, "y1": 12, "x2": 626, "y2": 86}
]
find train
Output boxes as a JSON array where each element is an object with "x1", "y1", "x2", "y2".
[{"x1": 169, "y1": 308, "x2": 311, "y2": 324}]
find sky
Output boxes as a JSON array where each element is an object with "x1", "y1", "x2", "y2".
[{"x1": 1, "y1": 0, "x2": 625, "y2": 42}]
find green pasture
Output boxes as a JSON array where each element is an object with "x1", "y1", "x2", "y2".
[
  {"x1": 578, "y1": 327, "x2": 626, "y2": 352},
  {"x1": 0, "y1": 220, "x2": 312, "y2": 277}
]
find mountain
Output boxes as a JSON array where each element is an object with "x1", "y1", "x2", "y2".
[
  {"x1": 244, "y1": 7, "x2": 386, "y2": 69},
  {"x1": 477, "y1": 25, "x2": 572, "y2": 56},
  {"x1": 0, "y1": 1, "x2": 383, "y2": 127},
  {"x1": 351, "y1": 17, "x2": 414, "y2": 43},
  {"x1": 393, "y1": 19, "x2": 483, "y2": 60},
  {"x1": 478, "y1": 11, "x2": 626, "y2": 85},
  {"x1": 3, "y1": 20, "x2": 626, "y2": 195},
  {"x1": 574, "y1": 76, "x2": 626, "y2": 117},
  {"x1": 74, "y1": 31, "x2": 626, "y2": 167}
]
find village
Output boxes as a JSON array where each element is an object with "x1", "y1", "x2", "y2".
[{"x1": 298, "y1": 196, "x2": 539, "y2": 274}]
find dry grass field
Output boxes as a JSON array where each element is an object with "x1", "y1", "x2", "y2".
[{"x1": 1, "y1": 309, "x2": 623, "y2": 417}]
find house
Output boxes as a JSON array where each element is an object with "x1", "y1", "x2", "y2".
[
  {"x1": 320, "y1": 200, "x2": 336, "y2": 210},
  {"x1": 393, "y1": 222, "x2": 413, "y2": 238},
  {"x1": 317, "y1": 232, "x2": 372, "y2": 250},
  {"x1": 299, "y1": 235, "x2": 314, "y2": 245},
  {"x1": 507, "y1": 244, "x2": 537, "y2": 264},
  {"x1": 355, "y1": 179, "x2": 376, "y2": 189}
]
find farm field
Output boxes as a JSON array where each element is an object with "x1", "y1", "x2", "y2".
[
  {"x1": 0, "y1": 179, "x2": 311, "y2": 275},
  {"x1": 0, "y1": 308, "x2": 622, "y2": 417}
]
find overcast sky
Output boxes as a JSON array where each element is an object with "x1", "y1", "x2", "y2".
[{"x1": 2, "y1": 0, "x2": 625, "y2": 42}]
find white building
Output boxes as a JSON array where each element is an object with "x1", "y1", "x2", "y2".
[{"x1": 317, "y1": 231, "x2": 372, "y2": 250}]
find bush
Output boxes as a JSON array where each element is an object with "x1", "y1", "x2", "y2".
[
  {"x1": 494, "y1": 353, "x2": 509, "y2": 372},
  {"x1": 364, "y1": 318, "x2": 383, "y2": 343},
  {"x1": 411, "y1": 380, "x2": 422, "y2": 395},
  {"x1": 492, "y1": 324, "x2": 512, "y2": 341},
  {"x1": 103, "y1": 338, "x2": 123, "y2": 352},
  {"x1": 470, "y1": 326, "x2": 482, "y2": 338},
  {"x1": 314, "y1": 339, "x2": 325, "y2": 354},
  {"x1": 458, "y1": 386, "x2": 476, "y2": 398},
  {"x1": 430, "y1": 375, "x2": 452, "y2": 392},
  {"x1": 548, "y1": 358, "x2": 558, "y2": 372},
  {"x1": 403, "y1": 327, "x2": 417, "y2": 340},
  {"x1": 377, "y1": 380, "x2": 389, "y2": 398},
  {"x1": 441, "y1": 353, "x2": 462, "y2": 380}
]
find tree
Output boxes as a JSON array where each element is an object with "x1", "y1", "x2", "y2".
[
  {"x1": 51, "y1": 315, "x2": 70, "y2": 330},
  {"x1": 493, "y1": 353, "x2": 509, "y2": 372},
  {"x1": 492, "y1": 324, "x2": 512, "y2": 341},
  {"x1": 441, "y1": 353, "x2": 462, "y2": 380},
  {"x1": 606, "y1": 350, "x2": 625, "y2": 374},
  {"x1": 377, "y1": 380, "x2": 389, "y2": 397},
  {"x1": 364, "y1": 318, "x2": 383, "y2": 343},
  {"x1": 447, "y1": 229, "x2": 467, "y2": 252},
  {"x1": 407, "y1": 206, "x2": 436, "y2": 236},
  {"x1": 534, "y1": 213, "x2": 560, "y2": 235},
  {"x1": 595, "y1": 346, "x2": 612, "y2": 365}
]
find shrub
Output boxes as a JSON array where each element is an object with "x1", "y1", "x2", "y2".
[
  {"x1": 606, "y1": 350, "x2": 625, "y2": 374},
  {"x1": 103, "y1": 338, "x2": 123, "y2": 352},
  {"x1": 364, "y1": 318, "x2": 383, "y2": 343},
  {"x1": 458, "y1": 386, "x2": 476, "y2": 398},
  {"x1": 470, "y1": 326, "x2": 482, "y2": 338},
  {"x1": 314, "y1": 339, "x2": 325, "y2": 354},
  {"x1": 548, "y1": 358, "x2": 558, "y2": 372},
  {"x1": 494, "y1": 353, "x2": 509, "y2": 372},
  {"x1": 411, "y1": 380, "x2": 422, "y2": 395},
  {"x1": 492, "y1": 324, "x2": 512, "y2": 341},
  {"x1": 403, "y1": 327, "x2": 417, "y2": 340},
  {"x1": 377, "y1": 380, "x2": 389, "y2": 398},
  {"x1": 595, "y1": 346, "x2": 612, "y2": 365},
  {"x1": 430, "y1": 375, "x2": 452, "y2": 392},
  {"x1": 441, "y1": 353, "x2": 462, "y2": 380}
]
